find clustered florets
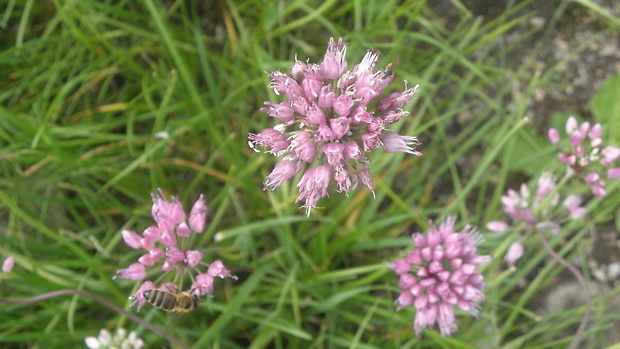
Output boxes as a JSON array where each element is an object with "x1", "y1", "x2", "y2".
[
  {"x1": 391, "y1": 217, "x2": 491, "y2": 336},
  {"x1": 114, "y1": 189, "x2": 236, "y2": 310},
  {"x1": 85, "y1": 328, "x2": 144, "y2": 349},
  {"x1": 250, "y1": 37, "x2": 422, "y2": 214},
  {"x1": 486, "y1": 173, "x2": 587, "y2": 266},
  {"x1": 548, "y1": 116, "x2": 620, "y2": 196}
]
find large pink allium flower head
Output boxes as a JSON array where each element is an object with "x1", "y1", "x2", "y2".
[
  {"x1": 548, "y1": 116, "x2": 620, "y2": 196},
  {"x1": 391, "y1": 216, "x2": 491, "y2": 336},
  {"x1": 250, "y1": 37, "x2": 422, "y2": 215},
  {"x1": 114, "y1": 189, "x2": 236, "y2": 311}
]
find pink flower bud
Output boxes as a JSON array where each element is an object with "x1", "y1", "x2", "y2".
[
  {"x1": 314, "y1": 123, "x2": 335, "y2": 142},
  {"x1": 305, "y1": 104, "x2": 326, "y2": 124},
  {"x1": 343, "y1": 141, "x2": 361, "y2": 159},
  {"x1": 260, "y1": 101, "x2": 295, "y2": 123},
  {"x1": 391, "y1": 259, "x2": 411, "y2": 275},
  {"x1": 602, "y1": 146, "x2": 620, "y2": 165},
  {"x1": 131, "y1": 281, "x2": 155, "y2": 310},
  {"x1": 592, "y1": 185, "x2": 606, "y2": 197},
  {"x1": 159, "y1": 231, "x2": 177, "y2": 247},
  {"x1": 302, "y1": 72, "x2": 323, "y2": 100},
  {"x1": 161, "y1": 260, "x2": 174, "y2": 271},
  {"x1": 329, "y1": 117, "x2": 350, "y2": 139},
  {"x1": 293, "y1": 139, "x2": 317, "y2": 163},
  {"x1": 321, "y1": 143, "x2": 345, "y2": 166},
  {"x1": 193, "y1": 273, "x2": 215, "y2": 296},
  {"x1": 122, "y1": 230, "x2": 142, "y2": 249},
  {"x1": 138, "y1": 253, "x2": 158, "y2": 266},
  {"x1": 165, "y1": 246, "x2": 185, "y2": 264},
  {"x1": 2, "y1": 256, "x2": 14, "y2": 273},
  {"x1": 395, "y1": 290, "x2": 414, "y2": 309},
  {"x1": 585, "y1": 172, "x2": 600, "y2": 183},
  {"x1": 207, "y1": 260, "x2": 236, "y2": 279},
  {"x1": 317, "y1": 86, "x2": 335, "y2": 109},
  {"x1": 548, "y1": 128, "x2": 560, "y2": 144},
  {"x1": 504, "y1": 242, "x2": 524, "y2": 267},
  {"x1": 175, "y1": 222, "x2": 191, "y2": 237},
  {"x1": 290, "y1": 59, "x2": 307, "y2": 81},
  {"x1": 565, "y1": 116, "x2": 578, "y2": 134},
  {"x1": 189, "y1": 194, "x2": 207, "y2": 233},
  {"x1": 382, "y1": 132, "x2": 421, "y2": 155},
  {"x1": 185, "y1": 250, "x2": 203, "y2": 268},
  {"x1": 115, "y1": 263, "x2": 146, "y2": 281},
  {"x1": 264, "y1": 160, "x2": 300, "y2": 190},
  {"x1": 333, "y1": 94, "x2": 354, "y2": 117},
  {"x1": 589, "y1": 123, "x2": 602, "y2": 139},
  {"x1": 486, "y1": 221, "x2": 508, "y2": 232},
  {"x1": 536, "y1": 173, "x2": 556, "y2": 199},
  {"x1": 563, "y1": 194, "x2": 586, "y2": 218},
  {"x1": 319, "y1": 37, "x2": 348, "y2": 80},
  {"x1": 608, "y1": 167, "x2": 620, "y2": 179},
  {"x1": 578, "y1": 121, "x2": 590, "y2": 137},
  {"x1": 249, "y1": 128, "x2": 290, "y2": 154}
]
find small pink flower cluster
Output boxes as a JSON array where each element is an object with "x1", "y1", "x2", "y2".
[
  {"x1": 250, "y1": 37, "x2": 422, "y2": 214},
  {"x1": 114, "y1": 190, "x2": 236, "y2": 310},
  {"x1": 391, "y1": 217, "x2": 491, "y2": 336},
  {"x1": 548, "y1": 116, "x2": 620, "y2": 196},
  {"x1": 487, "y1": 173, "x2": 586, "y2": 266}
]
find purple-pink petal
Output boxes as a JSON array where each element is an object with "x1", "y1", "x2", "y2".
[
  {"x1": 504, "y1": 242, "x2": 524, "y2": 267},
  {"x1": 548, "y1": 128, "x2": 560, "y2": 144},
  {"x1": 115, "y1": 262, "x2": 146, "y2": 281},
  {"x1": 188, "y1": 194, "x2": 207, "y2": 233},
  {"x1": 122, "y1": 230, "x2": 142, "y2": 249},
  {"x1": 2, "y1": 256, "x2": 14, "y2": 273},
  {"x1": 207, "y1": 260, "x2": 236, "y2": 279}
]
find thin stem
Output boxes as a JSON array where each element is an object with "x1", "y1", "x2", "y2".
[
  {"x1": 539, "y1": 233, "x2": 591, "y2": 349},
  {"x1": 0, "y1": 289, "x2": 190, "y2": 349}
]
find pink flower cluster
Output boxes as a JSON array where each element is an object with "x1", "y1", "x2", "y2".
[
  {"x1": 250, "y1": 37, "x2": 422, "y2": 214},
  {"x1": 391, "y1": 217, "x2": 491, "y2": 336},
  {"x1": 487, "y1": 173, "x2": 586, "y2": 266},
  {"x1": 548, "y1": 116, "x2": 620, "y2": 196},
  {"x1": 114, "y1": 190, "x2": 236, "y2": 310}
]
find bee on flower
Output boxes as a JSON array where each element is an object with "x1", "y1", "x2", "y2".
[{"x1": 114, "y1": 189, "x2": 236, "y2": 311}]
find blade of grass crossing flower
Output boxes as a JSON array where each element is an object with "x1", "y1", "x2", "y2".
[{"x1": 194, "y1": 262, "x2": 272, "y2": 347}]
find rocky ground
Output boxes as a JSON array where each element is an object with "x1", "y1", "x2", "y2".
[{"x1": 432, "y1": 0, "x2": 620, "y2": 345}]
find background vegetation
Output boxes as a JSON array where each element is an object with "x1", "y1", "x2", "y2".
[{"x1": 1, "y1": 0, "x2": 619, "y2": 348}]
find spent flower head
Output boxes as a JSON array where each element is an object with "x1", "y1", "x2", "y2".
[
  {"x1": 250, "y1": 37, "x2": 422, "y2": 214},
  {"x1": 391, "y1": 216, "x2": 491, "y2": 336},
  {"x1": 114, "y1": 189, "x2": 236, "y2": 311},
  {"x1": 548, "y1": 116, "x2": 620, "y2": 196},
  {"x1": 85, "y1": 328, "x2": 144, "y2": 349}
]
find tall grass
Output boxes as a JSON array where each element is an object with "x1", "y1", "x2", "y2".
[{"x1": 1, "y1": 0, "x2": 619, "y2": 348}]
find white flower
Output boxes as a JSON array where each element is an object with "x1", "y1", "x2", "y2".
[{"x1": 85, "y1": 328, "x2": 144, "y2": 349}]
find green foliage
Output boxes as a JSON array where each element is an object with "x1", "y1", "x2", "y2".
[
  {"x1": 1, "y1": 0, "x2": 619, "y2": 348},
  {"x1": 591, "y1": 74, "x2": 620, "y2": 143}
]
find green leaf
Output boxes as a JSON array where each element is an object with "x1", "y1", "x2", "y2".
[{"x1": 591, "y1": 74, "x2": 620, "y2": 143}]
